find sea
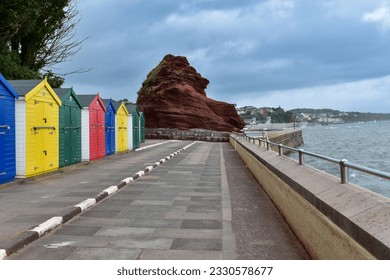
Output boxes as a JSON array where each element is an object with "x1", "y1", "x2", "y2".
[{"x1": 294, "y1": 120, "x2": 390, "y2": 198}]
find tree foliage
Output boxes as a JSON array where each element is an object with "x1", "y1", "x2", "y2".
[
  {"x1": 0, "y1": 0, "x2": 85, "y2": 86},
  {"x1": 268, "y1": 107, "x2": 293, "y2": 123}
]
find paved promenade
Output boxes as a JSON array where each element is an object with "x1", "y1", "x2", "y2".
[{"x1": 0, "y1": 140, "x2": 309, "y2": 260}]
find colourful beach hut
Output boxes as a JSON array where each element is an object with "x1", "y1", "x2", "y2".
[
  {"x1": 9, "y1": 78, "x2": 62, "y2": 178},
  {"x1": 114, "y1": 101, "x2": 129, "y2": 153},
  {"x1": 102, "y1": 99, "x2": 116, "y2": 156},
  {"x1": 55, "y1": 88, "x2": 82, "y2": 167},
  {"x1": 139, "y1": 111, "x2": 145, "y2": 143},
  {"x1": 78, "y1": 94, "x2": 106, "y2": 161},
  {"x1": 125, "y1": 103, "x2": 140, "y2": 150},
  {"x1": 0, "y1": 74, "x2": 18, "y2": 184}
]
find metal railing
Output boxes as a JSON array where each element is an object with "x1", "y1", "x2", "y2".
[{"x1": 236, "y1": 133, "x2": 390, "y2": 184}]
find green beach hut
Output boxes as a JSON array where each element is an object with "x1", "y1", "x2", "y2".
[{"x1": 55, "y1": 88, "x2": 82, "y2": 167}]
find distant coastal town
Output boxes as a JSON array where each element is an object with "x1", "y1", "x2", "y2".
[{"x1": 237, "y1": 106, "x2": 390, "y2": 126}]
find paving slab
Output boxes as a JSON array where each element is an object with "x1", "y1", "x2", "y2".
[
  {"x1": 139, "y1": 249, "x2": 222, "y2": 260},
  {"x1": 66, "y1": 247, "x2": 142, "y2": 260},
  {"x1": 170, "y1": 238, "x2": 222, "y2": 251}
]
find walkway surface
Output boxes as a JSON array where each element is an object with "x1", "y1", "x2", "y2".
[{"x1": 0, "y1": 140, "x2": 309, "y2": 260}]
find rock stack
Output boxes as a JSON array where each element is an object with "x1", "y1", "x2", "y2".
[{"x1": 136, "y1": 54, "x2": 245, "y2": 132}]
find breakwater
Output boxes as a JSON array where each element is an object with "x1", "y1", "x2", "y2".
[
  {"x1": 265, "y1": 129, "x2": 303, "y2": 148},
  {"x1": 230, "y1": 134, "x2": 390, "y2": 259}
]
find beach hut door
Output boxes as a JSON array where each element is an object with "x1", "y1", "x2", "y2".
[
  {"x1": 63, "y1": 106, "x2": 72, "y2": 165},
  {"x1": 33, "y1": 101, "x2": 56, "y2": 172}
]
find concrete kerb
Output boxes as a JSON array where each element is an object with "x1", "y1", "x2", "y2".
[
  {"x1": 0, "y1": 250, "x2": 6, "y2": 260},
  {"x1": 0, "y1": 141, "x2": 197, "y2": 260}
]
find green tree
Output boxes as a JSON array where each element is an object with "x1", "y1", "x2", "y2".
[
  {"x1": 269, "y1": 107, "x2": 293, "y2": 123},
  {"x1": 0, "y1": 0, "x2": 86, "y2": 86}
]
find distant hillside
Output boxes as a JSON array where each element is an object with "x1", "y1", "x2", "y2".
[
  {"x1": 237, "y1": 106, "x2": 390, "y2": 124},
  {"x1": 289, "y1": 108, "x2": 390, "y2": 123}
]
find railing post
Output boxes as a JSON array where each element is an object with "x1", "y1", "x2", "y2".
[
  {"x1": 298, "y1": 149, "x2": 304, "y2": 165},
  {"x1": 278, "y1": 144, "x2": 283, "y2": 156},
  {"x1": 266, "y1": 141, "x2": 270, "y2": 150},
  {"x1": 340, "y1": 159, "x2": 349, "y2": 184}
]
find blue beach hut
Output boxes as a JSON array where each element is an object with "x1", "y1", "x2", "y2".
[
  {"x1": 0, "y1": 74, "x2": 19, "y2": 184},
  {"x1": 103, "y1": 99, "x2": 116, "y2": 155}
]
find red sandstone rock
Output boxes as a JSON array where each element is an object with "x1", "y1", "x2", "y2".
[{"x1": 136, "y1": 54, "x2": 245, "y2": 132}]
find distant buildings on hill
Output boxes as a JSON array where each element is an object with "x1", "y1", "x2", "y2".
[{"x1": 237, "y1": 106, "x2": 390, "y2": 125}]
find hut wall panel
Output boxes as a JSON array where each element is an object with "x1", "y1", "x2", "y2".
[
  {"x1": 0, "y1": 86, "x2": 16, "y2": 183},
  {"x1": 72, "y1": 106, "x2": 82, "y2": 163},
  {"x1": 115, "y1": 115, "x2": 118, "y2": 152},
  {"x1": 132, "y1": 111, "x2": 140, "y2": 149},
  {"x1": 15, "y1": 101, "x2": 26, "y2": 178},
  {"x1": 81, "y1": 109, "x2": 90, "y2": 161},
  {"x1": 59, "y1": 104, "x2": 66, "y2": 166},
  {"x1": 127, "y1": 114, "x2": 133, "y2": 150}
]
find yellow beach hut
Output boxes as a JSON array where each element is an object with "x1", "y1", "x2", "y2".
[
  {"x1": 113, "y1": 101, "x2": 129, "y2": 153},
  {"x1": 9, "y1": 79, "x2": 62, "y2": 178}
]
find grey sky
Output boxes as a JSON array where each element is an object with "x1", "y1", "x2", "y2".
[{"x1": 59, "y1": 0, "x2": 390, "y2": 113}]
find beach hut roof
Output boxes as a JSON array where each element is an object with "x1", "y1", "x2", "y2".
[
  {"x1": 54, "y1": 87, "x2": 82, "y2": 108},
  {"x1": 7, "y1": 80, "x2": 41, "y2": 96},
  {"x1": 101, "y1": 98, "x2": 116, "y2": 110},
  {"x1": 77, "y1": 94, "x2": 106, "y2": 111},
  {"x1": 0, "y1": 74, "x2": 19, "y2": 99},
  {"x1": 77, "y1": 94, "x2": 98, "y2": 107},
  {"x1": 125, "y1": 103, "x2": 139, "y2": 114},
  {"x1": 8, "y1": 78, "x2": 61, "y2": 105}
]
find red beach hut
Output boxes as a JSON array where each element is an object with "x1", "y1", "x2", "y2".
[{"x1": 78, "y1": 94, "x2": 106, "y2": 161}]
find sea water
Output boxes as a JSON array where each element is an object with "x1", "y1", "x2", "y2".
[{"x1": 297, "y1": 120, "x2": 390, "y2": 198}]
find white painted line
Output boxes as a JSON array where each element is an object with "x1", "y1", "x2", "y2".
[
  {"x1": 0, "y1": 249, "x2": 7, "y2": 260},
  {"x1": 154, "y1": 161, "x2": 160, "y2": 166},
  {"x1": 44, "y1": 241, "x2": 76, "y2": 249},
  {"x1": 30, "y1": 217, "x2": 63, "y2": 237},
  {"x1": 135, "y1": 140, "x2": 172, "y2": 152},
  {"x1": 103, "y1": 186, "x2": 118, "y2": 195},
  {"x1": 75, "y1": 198, "x2": 96, "y2": 211},
  {"x1": 160, "y1": 159, "x2": 166, "y2": 163},
  {"x1": 182, "y1": 141, "x2": 197, "y2": 150},
  {"x1": 121, "y1": 177, "x2": 134, "y2": 184},
  {"x1": 136, "y1": 171, "x2": 145, "y2": 177}
]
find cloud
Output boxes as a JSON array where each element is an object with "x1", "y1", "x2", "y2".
[
  {"x1": 235, "y1": 75, "x2": 390, "y2": 113},
  {"x1": 165, "y1": 9, "x2": 241, "y2": 30},
  {"x1": 363, "y1": 4, "x2": 390, "y2": 31},
  {"x1": 58, "y1": 0, "x2": 390, "y2": 113}
]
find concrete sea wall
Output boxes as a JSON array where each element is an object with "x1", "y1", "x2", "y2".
[
  {"x1": 145, "y1": 127, "x2": 303, "y2": 144},
  {"x1": 145, "y1": 128, "x2": 230, "y2": 142},
  {"x1": 266, "y1": 129, "x2": 303, "y2": 149},
  {"x1": 230, "y1": 134, "x2": 390, "y2": 259}
]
